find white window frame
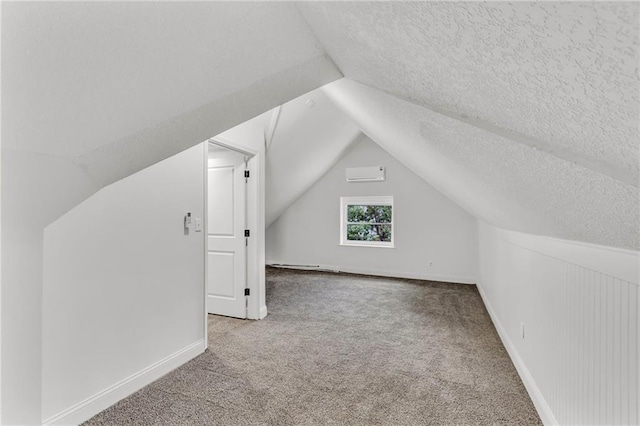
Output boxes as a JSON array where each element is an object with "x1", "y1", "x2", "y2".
[{"x1": 340, "y1": 196, "x2": 395, "y2": 248}]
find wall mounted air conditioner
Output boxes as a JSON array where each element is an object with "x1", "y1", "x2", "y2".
[{"x1": 346, "y1": 166, "x2": 386, "y2": 182}]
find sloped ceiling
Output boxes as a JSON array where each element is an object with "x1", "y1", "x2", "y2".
[
  {"x1": 210, "y1": 88, "x2": 360, "y2": 228},
  {"x1": 322, "y1": 79, "x2": 638, "y2": 249},
  {"x1": 265, "y1": 89, "x2": 361, "y2": 227},
  {"x1": 2, "y1": 2, "x2": 341, "y2": 228},
  {"x1": 3, "y1": 1, "x2": 638, "y2": 249},
  {"x1": 296, "y1": 2, "x2": 639, "y2": 249}
]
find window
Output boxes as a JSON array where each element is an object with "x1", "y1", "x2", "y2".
[{"x1": 340, "y1": 196, "x2": 394, "y2": 248}]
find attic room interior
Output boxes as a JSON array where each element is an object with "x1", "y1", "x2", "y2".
[{"x1": 1, "y1": 2, "x2": 638, "y2": 425}]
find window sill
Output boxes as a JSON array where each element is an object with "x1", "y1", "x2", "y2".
[{"x1": 340, "y1": 243, "x2": 395, "y2": 249}]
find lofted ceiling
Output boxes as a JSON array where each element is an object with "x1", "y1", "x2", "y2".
[
  {"x1": 293, "y1": 2, "x2": 639, "y2": 249},
  {"x1": 3, "y1": 2, "x2": 336, "y2": 161},
  {"x1": 2, "y1": 1, "x2": 638, "y2": 249},
  {"x1": 298, "y1": 2, "x2": 639, "y2": 186},
  {"x1": 5, "y1": 4, "x2": 635, "y2": 423},
  {"x1": 321, "y1": 79, "x2": 638, "y2": 249},
  {"x1": 2, "y1": 2, "x2": 341, "y2": 228},
  {"x1": 265, "y1": 89, "x2": 361, "y2": 227}
]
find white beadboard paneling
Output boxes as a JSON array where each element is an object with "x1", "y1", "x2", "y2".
[{"x1": 478, "y1": 221, "x2": 639, "y2": 426}]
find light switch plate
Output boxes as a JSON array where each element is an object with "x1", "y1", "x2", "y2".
[{"x1": 194, "y1": 218, "x2": 202, "y2": 232}]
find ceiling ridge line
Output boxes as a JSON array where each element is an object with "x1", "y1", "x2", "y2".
[
  {"x1": 368, "y1": 83, "x2": 638, "y2": 188},
  {"x1": 294, "y1": 4, "x2": 345, "y2": 79}
]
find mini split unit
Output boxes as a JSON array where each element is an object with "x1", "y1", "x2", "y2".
[{"x1": 346, "y1": 166, "x2": 386, "y2": 182}]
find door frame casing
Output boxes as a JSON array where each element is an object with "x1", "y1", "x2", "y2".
[{"x1": 203, "y1": 136, "x2": 266, "y2": 344}]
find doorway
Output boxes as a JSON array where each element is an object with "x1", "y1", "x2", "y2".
[{"x1": 206, "y1": 140, "x2": 258, "y2": 319}]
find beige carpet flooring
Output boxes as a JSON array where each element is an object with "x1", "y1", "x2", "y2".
[{"x1": 84, "y1": 267, "x2": 542, "y2": 425}]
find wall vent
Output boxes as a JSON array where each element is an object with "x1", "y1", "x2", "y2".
[{"x1": 346, "y1": 166, "x2": 385, "y2": 182}]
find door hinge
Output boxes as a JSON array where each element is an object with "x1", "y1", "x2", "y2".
[
  {"x1": 244, "y1": 170, "x2": 250, "y2": 178},
  {"x1": 244, "y1": 288, "x2": 250, "y2": 296},
  {"x1": 245, "y1": 229, "x2": 250, "y2": 237}
]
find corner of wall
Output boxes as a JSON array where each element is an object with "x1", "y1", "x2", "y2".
[
  {"x1": 476, "y1": 222, "x2": 639, "y2": 425},
  {"x1": 475, "y1": 281, "x2": 558, "y2": 426},
  {"x1": 43, "y1": 339, "x2": 205, "y2": 425}
]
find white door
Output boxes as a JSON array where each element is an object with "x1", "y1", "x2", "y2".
[{"x1": 207, "y1": 147, "x2": 247, "y2": 318}]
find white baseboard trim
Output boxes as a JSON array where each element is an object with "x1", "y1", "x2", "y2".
[
  {"x1": 43, "y1": 339, "x2": 206, "y2": 426},
  {"x1": 476, "y1": 283, "x2": 557, "y2": 426},
  {"x1": 259, "y1": 305, "x2": 268, "y2": 319},
  {"x1": 266, "y1": 261, "x2": 477, "y2": 285}
]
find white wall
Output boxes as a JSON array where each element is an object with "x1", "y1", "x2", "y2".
[
  {"x1": 265, "y1": 88, "x2": 360, "y2": 227},
  {"x1": 42, "y1": 144, "x2": 206, "y2": 424},
  {"x1": 477, "y1": 221, "x2": 639, "y2": 425},
  {"x1": 1, "y1": 149, "x2": 101, "y2": 424},
  {"x1": 2, "y1": 4, "x2": 339, "y2": 420},
  {"x1": 1, "y1": 214, "x2": 43, "y2": 425},
  {"x1": 266, "y1": 136, "x2": 478, "y2": 283},
  {"x1": 3, "y1": 2, "x2": 341, "y2": 190}
]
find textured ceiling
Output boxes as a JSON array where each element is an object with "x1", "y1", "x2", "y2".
[
  {"x1": 3, "y1": 1, "x2": 638, "y2": 249},
  {"x1": 298, "y1": 2, "x2": 640, "y2": 186},
  {"x1": 265, "y1": 89, "x2": 361, "y2": 227},
  {"x1": 294, "y1": 2, "x2": 639, "y2": 249},
  {"x1": 4, "y1": 2, "x2": 334, "y2": 159},
  {"x1": 2, "y1": 2, "x2": 341, "y2": 228},
  {"x1": 323, "y1": 78, "x2": 639, "y2": 250}
]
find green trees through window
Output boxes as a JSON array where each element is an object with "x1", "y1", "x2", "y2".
[
  {"x1": 346, "y1": 205, "x2": 392, "y2": 242},
  {"x1": 340, "y1": 196, "x2": 394, "y2": 247}
]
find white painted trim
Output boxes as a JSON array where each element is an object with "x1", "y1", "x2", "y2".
[
  {"x1": 266, "y1": 262, "x2": 476, "y2": 285},
  {"x1": 42, "y1": 339, "x2": 205, "y2": 426},
  {"x1": 265, "y1": 105, "x2": 281, "y2": 152},
  {"x1": 339, "y1": 195, "x2": 394, "y2": 248},
  {"x1": 479, "y1": 221, "x2": 639, "y2": 284},
  {"x1": 476, "y1": 283, "x2": 557, "y2": 426},
  {"x1": 209, "y1": 136, "x2": 257, "y2": 157},
  {"x1": 490, "y1": 222, "x2": 639, "y2": 256},
  {"x1": 259, "y1": 305, "x2": 268, "y2": 319},
  {"x1": 0, "y1": 0, "x2": 3, "y2": 414},
  {"x1": 207, "y1": 137, "x2": 265, "y2": 321},
  {"x1": 245, "y1": 154, "x2": 261, "y2": 319},
  {"x1": 339, "y1": 243, "x2": 396, "y2": 249},
  {"x1": 202, "y1": 142, "x2": 209, "y2": 347}
]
